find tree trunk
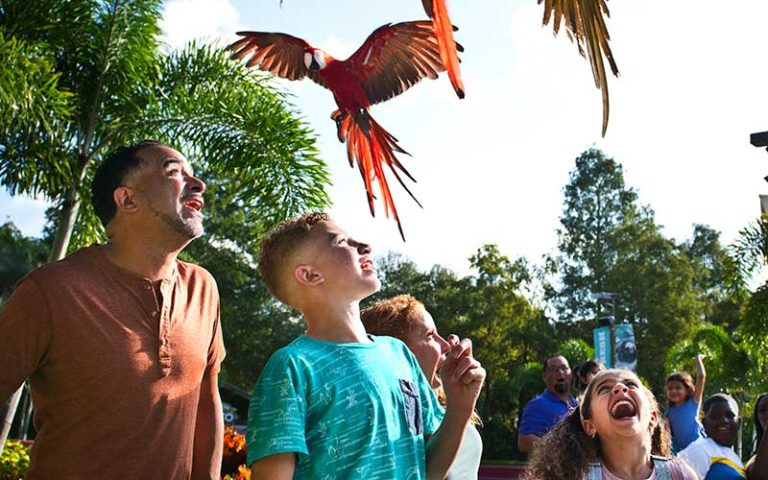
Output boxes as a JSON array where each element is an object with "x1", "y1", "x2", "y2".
[
  {"x1": 49, "y1": 187, "x2": 83, "y2": 262},
  {"x1": 0, "y1": 387, "x2": 22, "y2": 456}
]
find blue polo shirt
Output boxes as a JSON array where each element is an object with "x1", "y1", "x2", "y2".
[{"x1": 519, "y1": 390, "x2": 578, "y2": 436}]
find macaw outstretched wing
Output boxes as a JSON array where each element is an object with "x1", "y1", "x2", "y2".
[
  {"x1": 345, "y1": 21, "x2": 447, "y2": 106},
  {"x1": 228, "y1": 31, "x2": 329, "y2": 89}
]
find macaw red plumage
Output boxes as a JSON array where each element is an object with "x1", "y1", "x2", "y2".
[
  {"x1": 539, "y1": 0, "x2": 619, "y2": 136},
  {"x1": 421, "y1": 0, "x2": 464, "y2": 99},
  {"x1": 229, "y1": 21, "x2": 451, "y2": 240}
]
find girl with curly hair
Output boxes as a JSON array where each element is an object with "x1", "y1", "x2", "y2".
[{"x1": 524, "y1": 369, "x2": 697, "y2": 480}]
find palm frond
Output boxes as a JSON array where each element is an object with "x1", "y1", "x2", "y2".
[{"x1": 0, "y1": 29, "x2": 74, "y2": 197}]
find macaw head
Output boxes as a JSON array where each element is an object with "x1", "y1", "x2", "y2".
[{"x1": 304, "y1": 48, "x2": 328, "y2": 71}]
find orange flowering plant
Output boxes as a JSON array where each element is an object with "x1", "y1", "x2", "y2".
[{"x1": 221, "y1": 426, "x2": 250, "y2": 480}]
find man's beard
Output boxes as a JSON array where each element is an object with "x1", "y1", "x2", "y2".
[
  {"x1": 150, "y1": 203, "x2": 203, "y2": 240},
  {"x1": 554, "y1": 383, "x2": 569, "y2": 394}
]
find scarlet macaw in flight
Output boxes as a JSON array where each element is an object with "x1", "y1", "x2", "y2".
[
  {"x1": 539, "y1": 0, "x2": 619, "y2": 136},
  {"x1": 229, "y1": 22, "x2": 452, "y2": 239}
]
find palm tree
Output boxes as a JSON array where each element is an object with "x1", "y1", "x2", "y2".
[
  {"x1": 0, "y1": 0, "x2": 331, "y2": 451},
  {"x1": 730, "y1": 217, "x2": 768, "y2": 391}
]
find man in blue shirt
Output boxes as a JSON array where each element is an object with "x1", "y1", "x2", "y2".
[{"x1": 517, "y1": 354, "x2": 578, "y2": 453}]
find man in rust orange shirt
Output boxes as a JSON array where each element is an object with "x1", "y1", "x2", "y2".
[{"x1": 0, "y1": 141, "x2": 226, "y2": 479}]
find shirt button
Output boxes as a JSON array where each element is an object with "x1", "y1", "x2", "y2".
[{"x1": 144, "y1": 284, "x2": 152, "y2": 290}]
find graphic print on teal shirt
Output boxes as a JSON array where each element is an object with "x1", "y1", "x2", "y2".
[{"x1": 247, "y1": 335, "x2": 443, "y2": 479}]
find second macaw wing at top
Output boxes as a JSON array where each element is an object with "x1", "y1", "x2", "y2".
[
  {"x1": 421, "y1": 0, "x2": 465, "y2": 98},
  {"x1": 421, "y1": 0, "x2": 435, "y2": 18},
  {"x1": 228, "y1": 31, "x2": 329, "y2": 89},
  {"x1": 345, "y1": 21, "x2": 447, "y2": 106},
  {"x1": 540, "y1": 0, "x2": 619, "y2": 136}
]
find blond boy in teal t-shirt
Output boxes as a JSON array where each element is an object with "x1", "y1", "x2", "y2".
[{"x1": 248, "y1": 213, "x2": 485, "y2": 479}]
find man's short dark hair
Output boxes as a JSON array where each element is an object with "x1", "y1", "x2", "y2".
[{"x1": 91, "y1": 140, "x2": 164, "y2": 227}]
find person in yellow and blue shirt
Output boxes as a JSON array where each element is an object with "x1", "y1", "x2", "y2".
[{"x1": 679, "y1": 393, "x2": 745, "y2": 480}]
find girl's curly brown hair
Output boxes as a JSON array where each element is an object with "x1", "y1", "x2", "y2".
[{"x1": 523, "y1": 369, "x2": 671, "y2": 480}]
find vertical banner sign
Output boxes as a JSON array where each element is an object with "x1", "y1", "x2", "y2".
[
  {"x1": 614, "y1": 323, "x2": 638, "y2": 372},
  {"x1": 593, "y1": 327, "x2": 611, "y2": 368}
]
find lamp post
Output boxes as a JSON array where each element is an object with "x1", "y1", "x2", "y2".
[
  {"x1": 750, "y1": 130, "x2": 768, "y2": 215},
  {"x1": 592, "y1": 292, "x2": 617, "y2": 368}
]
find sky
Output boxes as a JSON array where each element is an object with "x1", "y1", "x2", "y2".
[{"x1": 3, "y1": 0, "x2": 768, "y2": 277}]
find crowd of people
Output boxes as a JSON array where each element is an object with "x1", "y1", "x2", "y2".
[
  {"x1": 520, "y1": 355, "x2": 766, "y2": 480},
  {"x1": 0, "y1": 140, "x2": 765, "y2": 479}
]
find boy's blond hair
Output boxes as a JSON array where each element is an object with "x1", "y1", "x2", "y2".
[{"x1": 258, "y1": 212, "x2": 329, "y2": 305}]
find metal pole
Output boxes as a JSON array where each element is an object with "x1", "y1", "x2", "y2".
[
  {"x1": 611, "y1": 299, "x2": 617, "y2": 368},
  {"x1": 0, "y1": 386, "x2": 22, "y2": 456},
  {"x1": 18, "y1": 386, "x2": 32, "y2": 440}
]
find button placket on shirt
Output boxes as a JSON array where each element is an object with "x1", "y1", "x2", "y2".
[{"x1": 157, "y1": 278, "x2": 174, "y2": 376}]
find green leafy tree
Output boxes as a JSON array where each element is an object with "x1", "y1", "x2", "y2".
[
  {"x1": 684, "y1": 224, "x2": 744, "y2": 330},
  {"x1": 0, "y1": 222, "x2": 48, "y2": 303},
  {"x1": 0, "y1": 0, "x2": 329, "y2": 260},
  {"x1": 558, "y1": 338, "x2": 594, "y2": 370},
  {"x1": 605, "y1": 216, "x2": 704, "y2": 388},
  {"x1": 666, "y1": 324, "x2": 753, "y2": 398},
  {"x1": 554, "y1": 147, "x2": 640, "y2": 322},
  {"x1": 729, "y1": 217, "x2": 768, "y2": 394},
  {"x1": 548, "y1": 148, "x2": 738, "y2": 390}
]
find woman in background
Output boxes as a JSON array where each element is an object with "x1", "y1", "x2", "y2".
[
  {"x1": 362, "y1": 294, "x2": 483, "y2": 480},
  {"x1": 574, "y1": 359, "x2": 606, "y2": 393}
]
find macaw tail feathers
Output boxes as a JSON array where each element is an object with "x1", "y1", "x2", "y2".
[
  {"x1": 431, "y1": 0, "x2": 464, "y2": 99},
  {"x1": 336, "y1": 109, "x2": 422, "y2": 241}
]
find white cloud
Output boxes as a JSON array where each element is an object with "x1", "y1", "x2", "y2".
[
  {"x1": 319, "y1": 36, "x2": 356, "y2": 61},
  {"x1": 160, "y1": 0, "x2": 243, "y2": 50}
]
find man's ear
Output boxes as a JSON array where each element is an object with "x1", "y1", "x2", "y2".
[
  {"x1": 294, "y1": 265, "x2": 324, "y2": 286},
  {"x1": 113, "y1": 187, "x2": 139, "y2": 213}
]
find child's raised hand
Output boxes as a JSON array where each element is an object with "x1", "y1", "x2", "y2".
[{"x1": 440, "y1": 334, "x2": 486, "y2": 417}]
